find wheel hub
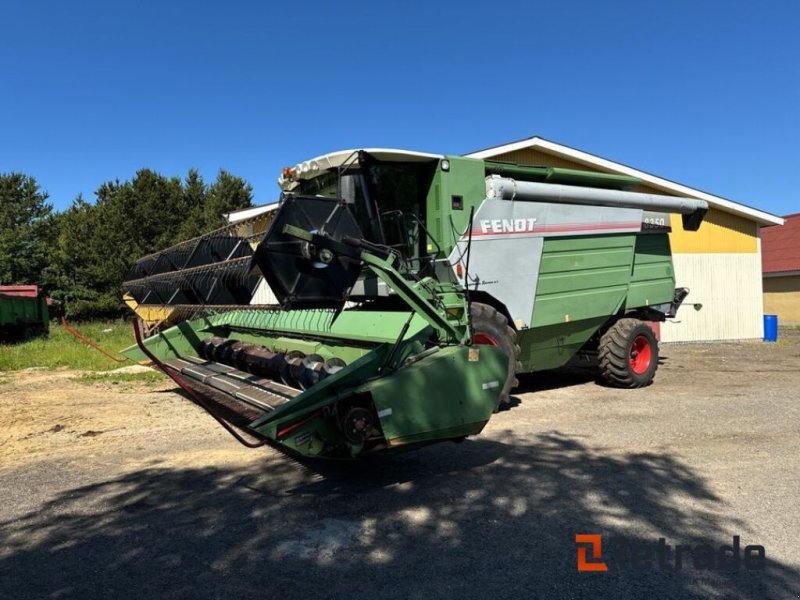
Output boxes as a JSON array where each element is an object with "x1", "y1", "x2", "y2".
[
  {"x1": 472, "y1": 332, "x2": 499, "y2": 346},
  {"x1": 629, "y1": 334, "x2": 653, "y2": 374}
]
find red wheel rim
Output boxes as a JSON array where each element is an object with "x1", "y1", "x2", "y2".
[
  {"x1": 629, "y1": 334, "x2": 652, "y2": 374},
  {"x1": 472, "y1": 332, "x2": 499, "y2": 346}
]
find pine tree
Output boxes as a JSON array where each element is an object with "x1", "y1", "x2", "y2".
[{"x1": 0, "y1": 173, "x2": 54, "y2": 285}]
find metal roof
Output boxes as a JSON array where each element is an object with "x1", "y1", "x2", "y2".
[
  {"x1": 224, "y1": 202, "x2": 279, "y2": 223},
  {"x1": 762, "y1": 213, "x2": 800, "y2": 275}
]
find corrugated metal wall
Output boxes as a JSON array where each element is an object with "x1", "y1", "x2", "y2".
[
  {"x1": 662, "y1": 253, "x2": 764, "y2": 341},
  {"x1": 251, "y1": 277, "x2": 279, "y2": 305},
  {"x1": 243, "y1": 212, "x2": 280, "y2": 305}
]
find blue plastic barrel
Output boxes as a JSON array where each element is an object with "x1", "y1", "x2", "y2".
[{"x1": 763, "y1": 314, "x2": 778, "y2": 342}]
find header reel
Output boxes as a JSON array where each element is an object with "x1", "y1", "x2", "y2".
[
  {"x1": 123, "y1": 195, "x2": 378, "y2": 317},
  {"x1": 123, "y1": 234, "x2": 261, "y2": 308},
  {"x1": 253, "y1": 195, "x2": 367, "y2": 310}
]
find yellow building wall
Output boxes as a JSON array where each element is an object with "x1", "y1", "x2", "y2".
[
  {"x1": 668, "y1": 207, "x2": 757, "y2": 254},
  {"x1": 489, "y1": 149, "x2": 758, "y2": 254},
  {"x1": 763, "y1": 275, "x2": 800, "y2": 324},
  {"x1": 234, "y1": 212, "x2": 275, "y2": 243}
]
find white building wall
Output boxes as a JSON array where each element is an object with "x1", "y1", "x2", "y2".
[{"x1": 662, "y1": 253, "x2": 764, "y2": 342}]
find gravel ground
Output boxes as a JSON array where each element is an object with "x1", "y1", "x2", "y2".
[{"x1": 1, "y1": 331, "x2": 799, "y2": 599}]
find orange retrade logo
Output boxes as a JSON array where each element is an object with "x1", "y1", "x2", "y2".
[
  {"x1": 575, "y1": 534, "x2": 765, "y2": 572},
  {"x1": 575, "y1": 534, "x2": 609, "y2": 572}
]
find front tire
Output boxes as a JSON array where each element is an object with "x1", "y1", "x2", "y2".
[
  {"x1": 469, "y1": 303, "x2": 521, "y2": 410},
  {"x1": 598, "y1": 318, "x2": 659, "y2": 388}
]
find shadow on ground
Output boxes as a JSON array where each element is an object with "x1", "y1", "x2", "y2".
[
  {"x1": 515, "y1": 351, "x2": 673, "y2": 394},
  {"x1": 516, "y1": 366, "x2": 597, "y2": 393},
  {"x1": 1, "y1": 431, "x2": 797, "y2": 599}
]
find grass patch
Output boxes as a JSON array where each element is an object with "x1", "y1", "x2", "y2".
[
  {"x1": 0, "y1": 320, "x2": 136, "y2": 372},
  {"x1": 75, "y1": 370, "x2": 165, "y2": 384}
]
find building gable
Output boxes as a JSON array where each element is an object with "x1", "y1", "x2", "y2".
[{"x1": 481, "y1": 146, "x2": 758, "y2": 254}]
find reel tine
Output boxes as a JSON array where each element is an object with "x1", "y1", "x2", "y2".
[{"x1": 122, "y1": 209, "x2": 290, "y2": 333}]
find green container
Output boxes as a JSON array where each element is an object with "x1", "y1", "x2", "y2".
[{"x1": 0, "y1": 292, "x2": 49, "y2": 338}]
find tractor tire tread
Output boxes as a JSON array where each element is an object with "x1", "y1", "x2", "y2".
[
  {"x1": 598, "y1": 318, "x2": 659, "y2": 389},
  {"x1": 470, "y1": 302, "x2": 520, "y2": 411}
]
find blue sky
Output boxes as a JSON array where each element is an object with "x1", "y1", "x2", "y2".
[{"x1": 2, "y1": 0, "x2": 798, "y2": 216}]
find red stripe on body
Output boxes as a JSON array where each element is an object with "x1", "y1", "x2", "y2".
[{"x1": 468, "y1": 221, "x2": 641, "y2": 237}]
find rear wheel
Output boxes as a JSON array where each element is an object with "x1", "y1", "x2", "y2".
[
  {"x1": 469, "y1": 303, "x2": 521, "y2": 410},
  {"x1": 598, "y1": 318, "x2": 659, "y2": 388}
]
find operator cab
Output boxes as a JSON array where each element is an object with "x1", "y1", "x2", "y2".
[{"x1": 279, "y1": 149, "x2": 441, "y2": 277}]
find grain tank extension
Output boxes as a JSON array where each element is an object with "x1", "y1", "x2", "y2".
[{"x1": 122, "y1": 149, "x2": 706, "y2": 458}]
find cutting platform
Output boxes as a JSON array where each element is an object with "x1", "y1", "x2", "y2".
[{"x1": 162, "y1": 355, "x2": 300, "y2": 418}]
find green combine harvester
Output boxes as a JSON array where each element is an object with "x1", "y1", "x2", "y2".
[{"x1": 122, "y1": 149, "x2": 707, "y2": 459}]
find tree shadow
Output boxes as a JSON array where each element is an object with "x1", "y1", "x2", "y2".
[{"x1": 0, "y1": 431, "x2": 796, "y2": 599}]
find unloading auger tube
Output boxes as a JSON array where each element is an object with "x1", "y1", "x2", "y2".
[{"x1": 485, "y1": 175, "x2": 709, "y2": 230}]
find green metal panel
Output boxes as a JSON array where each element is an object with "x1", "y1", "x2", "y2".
[
  {"x1": 249, "y1": 344, "x2": 506, "y2": 456},
  {"x1": 366, "y1": 345, "x2": 506, "y2": 446},
  {"x1": 538, "y1": 247, "x2": 634, "y2": 274},
  {"x1": 484, "y1": 161, "x2": 640, "y2": 190},
  {"x1": 520, "y1": 234, "x2": 636, "y2": 372},
  {"x1": 519, "y1": 317, "x2": 609, "y2": 371},
  {"x1": 121, "y1": 309, "x2": 433, "y2": 363},
  {"x1": 208, "y1": 308, "x2": 431, "y2": 345},
  {"x1": 122, "y1": 319, "x2": 206, "y2": 362},
  {"x1": 0, "y1": 294, "x2": 49, "y2": 330},
  {"x1": 533, "y1": 285, "x2": 629, "y2": 326},
  {"x1": 426, "y1": 156, "x2": 487, "y2": 255},
  {"x1": 536, "y1": 266, "x2": 634, "y2": 296},
  {"x1": 520, "y1": 233, "x2": 677, "y2": 372},
  {"x1": 626, "y1": 233, "x2": 675, "y2": 309},
  {"x1": 532, "y1": 235, "x2": 636, "y2": 329}
]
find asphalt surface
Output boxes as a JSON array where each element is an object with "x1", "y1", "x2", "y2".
[{"x1": 1, "y1": 331, "x2": 799, "y2": 599}]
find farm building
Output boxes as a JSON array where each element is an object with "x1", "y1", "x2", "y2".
[
  {"x1": 230, "y1": 137, "x2": 784, "y2": 342},
  {"x1": 762, "y1": 213, "x2": 800, "y2": 325},
  {"x1": 467, "y1": 137, "x2": 784, "y2": 342}
]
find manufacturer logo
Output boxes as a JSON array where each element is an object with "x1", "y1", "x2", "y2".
[{"x1": 478, "y1": 218, "x2": 537, "y2": 235}]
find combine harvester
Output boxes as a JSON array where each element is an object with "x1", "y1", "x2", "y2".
[{"x1": 122, "y1": 149, "x2": 707, "y2": 459}]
